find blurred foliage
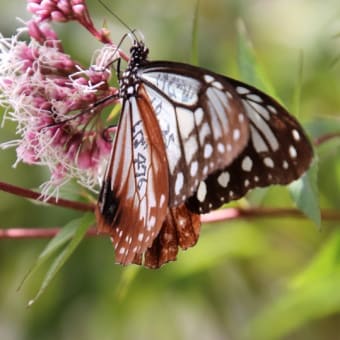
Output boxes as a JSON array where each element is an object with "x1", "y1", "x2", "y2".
[{"x1": 0, "y1": 0, "x2": 340, "y2": 340}]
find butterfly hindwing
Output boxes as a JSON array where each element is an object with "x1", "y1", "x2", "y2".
[
  {"x1": 186, "y1": 78, "x2": 313, "y2": 213},
  {"x1": 132, "y1": 204, "x2": 201, "y2": 269}
]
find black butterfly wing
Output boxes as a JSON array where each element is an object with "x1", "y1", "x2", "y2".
[
  {"x1": 138, "y1": 61, "x2": 251, "y2": 206},
  {"x1": 185, "y1": 78, "x2": 314, "y2": 213}
]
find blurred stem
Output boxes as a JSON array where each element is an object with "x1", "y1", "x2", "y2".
[
  {"x1": 0, "y1": 207, "x2": 339, "y2": 239},
  {"x1": 0, "y1": 227, "x2": 98, "y2": 238},
  {"x1": 201, "y1": 207, "x2": 340, "y2": 223},
  {"x1": 0, "y1": 181, "x2": 94, "y2": 212},
  {"x1": 314, "y1": 132, "x2": 340, "y2": 146}
]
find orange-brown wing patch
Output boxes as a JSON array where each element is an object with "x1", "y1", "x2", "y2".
[{"x1": 96, "y1": 85, "x2": 169, "y2": 265}]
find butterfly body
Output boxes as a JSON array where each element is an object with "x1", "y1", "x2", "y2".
[{"x1": 96, "y1": 40, "x2": 313, "y2": 268}]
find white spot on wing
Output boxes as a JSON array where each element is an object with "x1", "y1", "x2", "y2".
[
  {"x1": 203, "y1": 165, "x2": 208, "y2": 175},
  {"x1": 233, "y1": 128, "x2": 240, "y2": 141},
  {"x1": 247, "y1": 93, "x2": 263, "y2": 103},
  {"x1": 263, "y1": 157, "x2": 274, "y2": 168},
  {"x1": 217, "y1": 143, "x2": 225, "y2": 153},
  {"x1": 176, "y1": 107, "x2": 195, "y2": 139},
  {"x1": 190, "y1": 161, "x2": 198, "y2": 176},
  {"x1": 289, "y1": 145, "x2": 297, "y2": 158},
  {"x1": 241, "y1": 156, "x2": 253, "y2": 172},
  {"x1": 160, "y1": 194, "x2": 166, "y2": 207},
  {"x1": 212, "y1": 81, "x2": 223, "y2": 89},
  {"x1": 149, "y1": 216, "x2": 156, "y2": 229},
  {"x1": 175, "y1": 172, "x2": 184, "y2": 195},
  {"x1": 217, "y1": 171, "x2": 230, "y2": 188},
  {"x1": 236, "y1": 86, "x2": 250, "y2": 95},
  {"x1": 292, "y1": 129, "x2": 301, "y2": 141},
  {"x1": 194, "y1": 107, "x2": 204, "y2": 125},
  {"x1": 204, "y1": 74, "x2": 214, "y2": 83},
  {"x1": 204, "y1": 144, "x2": 213, "y2": 158},
  {"x1": 267, "y1": 105, "x2": 277, "y2": 114},
  {"x1": 197, "y1": 181, "x2": 207, "y2": 202}
]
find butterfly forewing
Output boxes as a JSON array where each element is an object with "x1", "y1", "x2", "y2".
[
  {"x1": 139, "y1": 62, "x2": 250, "y2": 206},
  {"x1": 186, "y1": 79, "x2": 313, "y2": 213},
  {"x1": 96, "y1": 85, "x2": 169, "y2": 265}
]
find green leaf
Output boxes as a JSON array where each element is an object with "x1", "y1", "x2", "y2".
[
  {"x1": 289, "y1": 159, "x2": 321, "y2": 228},
  {"x1": 236, "y1": 19, "x2": 278, "y2": 99},
  {"x1": 27, "y1": 213, "x2": 93, "y2": 306},
  {"x1": 116, "y1": 266, "x2": 141, "y2": 300},
  {"x1": 18, "y1": 217, "x2": 81, "y2": 291},
  {"x1": 248, "y1": 231, "x2": 340, "y2": 340},
  {"x1": 190, "y1": 0, "x2": 200, "y2": 65}
]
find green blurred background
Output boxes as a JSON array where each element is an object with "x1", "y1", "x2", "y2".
[{"x1": 0, "y1": 0, "x2": 339, "y2": 339}]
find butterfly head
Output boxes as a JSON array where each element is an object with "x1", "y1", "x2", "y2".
[{"x1": 129, "y1": 40, "x2": 149, "y2": 66}]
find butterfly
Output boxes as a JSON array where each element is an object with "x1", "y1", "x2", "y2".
[{"x1": 95, "y1": 38, "x2": 313, "y2": 268}]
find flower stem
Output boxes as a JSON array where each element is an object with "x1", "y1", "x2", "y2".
[
  {"x1": 0, "y1": 207, "x2": 339, "y2": 239},
  {"x1": 314, "y1": 132, "x2": 340, "y2": 146},
  {"x1": 0, "y1": 181, "x2": 94, "y2": 212}
]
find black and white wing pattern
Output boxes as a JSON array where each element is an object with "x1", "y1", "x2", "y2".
[
  {"x1": 96, "y1": 39, "x2": 313, "y2": 267},
  {"x1": 138, "y1": 62, "x2": 251, "y2": 207},
  {"x1": 186, "y1": 79, "x2": 313, "y2": 213}
]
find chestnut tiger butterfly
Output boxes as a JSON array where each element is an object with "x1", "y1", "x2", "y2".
[{"x1": 95, "y1": 38, "x2": 313, "y2": 269}]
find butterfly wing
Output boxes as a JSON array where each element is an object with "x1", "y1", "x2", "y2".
[
  {"x1": 138, "y1": 62, "x2": 251, "y2": 207},
  {"x1": 186, "y1": 78, "x2": 314, "y2": 213},
  {"x1": 132, "y1": 204, "x2": 201, "y2": 269},
  {"x1": 96, "y1": 48, "x2": 313, "y2": 266},
  {"x1": 96, "y1": 85, "x2": 169, "y2": 265}
]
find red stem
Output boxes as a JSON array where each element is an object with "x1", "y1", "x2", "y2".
[
  {"x1": 0, "y1": 181, "x2": 94, "y2": 212},
  {"x1": 314, "y1": 132, "x2": 340, "y2": 146},
  {"x1": 0, "y1": 207, "x2": 339, "y2": 239},
  {"x1": 201, "y1": 207, "x2": 340, "y2": 222}
]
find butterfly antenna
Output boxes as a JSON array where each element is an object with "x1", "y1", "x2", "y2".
[{"x1": 97, "y1": 0, "x2": 135, "y2": 37}]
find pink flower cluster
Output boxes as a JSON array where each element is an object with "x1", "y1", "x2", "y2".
[{"x1": 0, "y1": 0, "x2": 123, "y2": 197}]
